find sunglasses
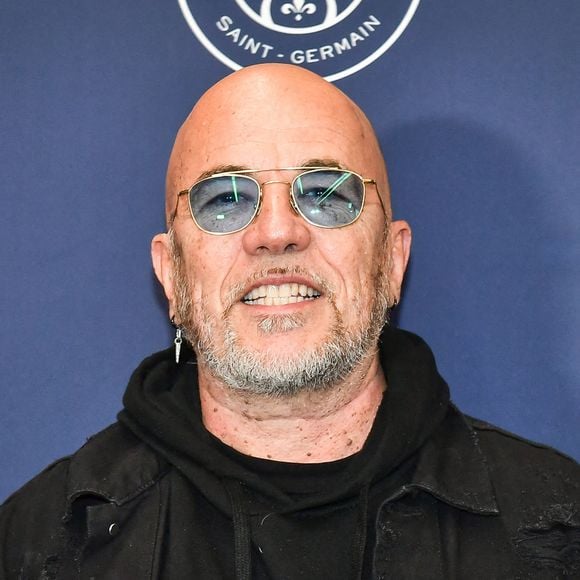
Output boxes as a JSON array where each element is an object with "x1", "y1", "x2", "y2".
[{"x1": 172, "y1": 166, "x2": 386, "y2": 235}]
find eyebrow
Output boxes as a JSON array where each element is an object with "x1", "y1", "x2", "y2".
[
  {"x1": 197, "y1": 165, "x2": 249, "y2": 180},
  {"x1": 300, "y1": 158, "x2": 345, "y2": 169},
  {"x1": 195, "y1": 159, "x2": 347, "y2": 181}
]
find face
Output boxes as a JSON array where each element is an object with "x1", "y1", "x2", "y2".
[{"x1": 153, "y1": 65, "x2": 411, "y2": 397}]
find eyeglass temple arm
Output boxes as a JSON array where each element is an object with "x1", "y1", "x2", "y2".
[
  {"x1": 169, "y1": 189, "x2": 190, "y2": 226},
  {"x1": 364, "y1": 179, "x2": 388, "y2": 218}
]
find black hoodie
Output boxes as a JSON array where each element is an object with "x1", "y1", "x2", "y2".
[{"x1": 118, "y1": 327, "x2": 450, "y2": 579}]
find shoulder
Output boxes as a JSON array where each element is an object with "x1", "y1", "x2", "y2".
[
  {"x1": 0, "y1": 423, "x2": 166, "y2": 575},
  {"x1": 467, "y1": 415, "x2": 579, "y2": 490},
  {"x1": 417, "y1": 405, "x2": 579, "y2": 513},
  {"x1": 1, "y1": 422, "x2": 165, "y2": 514},
  {"x1": 1, "y1": 448, "x2": 74, "y2": 533}
]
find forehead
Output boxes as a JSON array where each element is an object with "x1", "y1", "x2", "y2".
[{"x1": 176, "y1": 93, "x2": 376, "y2": 181}]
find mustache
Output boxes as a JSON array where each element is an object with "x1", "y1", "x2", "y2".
[{"x1": 223, "y1": 265, "x2": 335, "y2": 311}]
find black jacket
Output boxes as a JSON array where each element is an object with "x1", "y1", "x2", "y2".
[{"x1": 1, "y1": 329, "x2": 579, "y2": 579}]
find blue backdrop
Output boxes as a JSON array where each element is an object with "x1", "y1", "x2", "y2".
[{"x1": 1, "y1": 0, "x2": 578, "y2": 501}]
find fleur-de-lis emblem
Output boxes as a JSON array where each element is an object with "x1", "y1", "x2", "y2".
[{"x1": 280, "y1": 0, "x2": 317, "y2": 21}]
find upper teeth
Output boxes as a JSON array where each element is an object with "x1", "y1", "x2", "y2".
[{"x1": 243, "y1": 283, "x2": 320, "y2": 305}]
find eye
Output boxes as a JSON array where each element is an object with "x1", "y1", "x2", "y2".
[
  {"x1": 310, "y1": 186, "x2": 351, "y2": 206},
  {"x1": 201, "y1": 190, "x2": 252, "y2": 209}
]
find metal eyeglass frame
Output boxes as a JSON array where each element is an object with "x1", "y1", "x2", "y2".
[{"x1": 170, "y1": 166, "x2": 387, "y2": 235}]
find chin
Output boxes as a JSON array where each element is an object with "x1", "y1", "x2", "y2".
[{"x1": 254, "y1": 311, "x2": 308, "y2": 335}]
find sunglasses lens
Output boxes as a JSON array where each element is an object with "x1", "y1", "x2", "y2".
[
  {"x1": 189, "y1": 175, "x2": 259, "y2": 233},
  {"x1": 292, "y1": 170, "x2": 364, "y2": 227}
]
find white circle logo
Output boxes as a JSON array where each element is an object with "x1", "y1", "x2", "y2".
[{"x1": 178, "y1": 0, "x2": 421, "y2": 81}]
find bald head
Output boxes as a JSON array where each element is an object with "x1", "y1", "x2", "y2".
[{"x1": 165, "y1": 64, "x2": 391, "y2": 224}]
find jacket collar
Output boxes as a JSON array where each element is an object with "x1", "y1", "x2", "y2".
[
  {"x1": 407, "y1": 403, "x2": 499, "y2": 515},
  {"x1": 375, "y1": 326, "x2": 499, "y2": 515}
]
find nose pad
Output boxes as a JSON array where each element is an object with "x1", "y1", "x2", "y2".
[{"x1": 289, "y1": 195, "x2": 300, "y2": 216}]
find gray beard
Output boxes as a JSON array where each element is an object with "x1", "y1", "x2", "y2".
[{"x1": 169, "y1": 231, "x2": 390, "y2": 398}]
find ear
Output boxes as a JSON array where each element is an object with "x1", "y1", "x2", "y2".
[
  {"x1": 151, "y1": 233, "x2": 176, "y2": 318},
  {"x1": 387, "y1": 220, "x2": 412, "y2": 303}
]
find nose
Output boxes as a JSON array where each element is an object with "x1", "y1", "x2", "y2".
[{"x1": 241, "y1": 181, "x2": 312, "y2": 255}]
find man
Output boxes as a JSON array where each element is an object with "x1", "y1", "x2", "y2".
[{"x1": 1, "y1": 64, "x2": 578, "y2": 579}]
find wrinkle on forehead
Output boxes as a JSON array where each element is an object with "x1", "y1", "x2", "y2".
[{"x1": 165, "y1": 64, "x2": 390, "y2": 224}]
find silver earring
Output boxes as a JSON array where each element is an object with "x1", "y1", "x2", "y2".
[
  {"x1": 392, "y1": 297, "x2": 399, "y2": 308},
  {"x1": 174, "y1": 328, "x2": 182, "y2": 364},
  {"x1": 171, "y1": 316, "x2": 183, "y2": 364}
]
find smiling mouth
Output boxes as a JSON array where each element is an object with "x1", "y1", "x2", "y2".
[{"x1": 243, "y1": 283, "x2": 321, "y2": 306}]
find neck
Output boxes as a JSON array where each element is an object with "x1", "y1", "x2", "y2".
[{"x1": 197, "y1": 354, "x2": 386, "y2": 463}]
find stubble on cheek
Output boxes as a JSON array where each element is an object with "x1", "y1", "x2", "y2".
[{"x1": 169, "y1": 228, "x2": 204, "y2": 346}]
